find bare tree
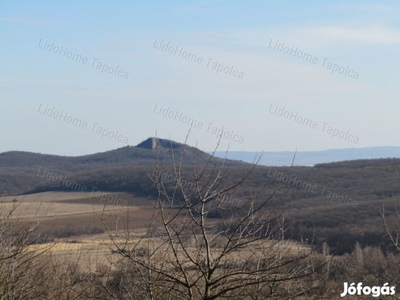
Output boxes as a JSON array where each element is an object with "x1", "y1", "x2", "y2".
[
  {"x1": 380, "y1": 204, "x2": 400, "y2": 290},
  {"x1": 106, "y1": 137, "x2": 325, "y2": 299}
]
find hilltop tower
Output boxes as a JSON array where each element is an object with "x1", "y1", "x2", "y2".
[
  {"x1": 136, "y1": 137, "x2": 159, "y2": 149},
  {"x1": 136, "y1": 137, "x2": 185, "y2": 150}
]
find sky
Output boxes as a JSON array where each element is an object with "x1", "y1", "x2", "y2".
[{"x1": 1, "y1": 0, "x2": 399, "y2": 156}]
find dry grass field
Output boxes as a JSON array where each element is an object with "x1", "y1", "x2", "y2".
[
  {"x1": 26, "y1": 230, "x2": 313, "y2": 276},
  {"x1": 0, "y1": 192, "x2": 159, "y2": 272},
  {"x1": 26, "y1": 232, "x2": 139, "y2": 272},
  {"x1": 0, "y1": 191, "x2": 313, "y2": 273},
  {"x1": 0, "y1": 191, "x2": 155, "y2": 224},
  {"x1": 0, "y1": 192, "x2": 353, "y2": 299},
  {"x1": 0, "y1": 191, "x2": 157, "y2": 249}
]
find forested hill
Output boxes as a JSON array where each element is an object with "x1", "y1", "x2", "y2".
[
  {"x1": 0, "y1": 137, "x2": 213, "y2": 171},
  {"x1": 0, "y1": 137, "x2": 241, "y2": 195}
]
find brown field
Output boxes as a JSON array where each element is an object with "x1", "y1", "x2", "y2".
[
  {"x1": 26, "y1": 229, "x2": 312, "y2": 274},
  {"x1": 0, "y1": 191, "x2": 157, "y2": 235},
  {"x1": 27, "y1": 232, "x2": 146, "y2": 272},
  {"x1": 0, "y1": 191, "x2": 328, "y2": 299},
  {"x1": 0, "y1": 190, "x2": 310, "y2": 251},
  {"x1": 0, "y1": 192, "x2": 160, "y2": 271}
]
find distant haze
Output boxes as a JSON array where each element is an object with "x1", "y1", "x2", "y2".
[{"x1": 212, "y1": 146, "x2": 400, "y2": 166}]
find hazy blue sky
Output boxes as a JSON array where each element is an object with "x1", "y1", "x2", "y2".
[{"x1": 1, "y1": 0, "x2": 399, "y2": 155}]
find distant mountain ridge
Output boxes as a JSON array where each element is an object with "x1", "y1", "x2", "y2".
[
  {"x1": 1, "y1": 139, "x2": 399, "y2": 196},
  {"x1": 212, "y1": 146, "x2": 400, "y2": 166}
]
